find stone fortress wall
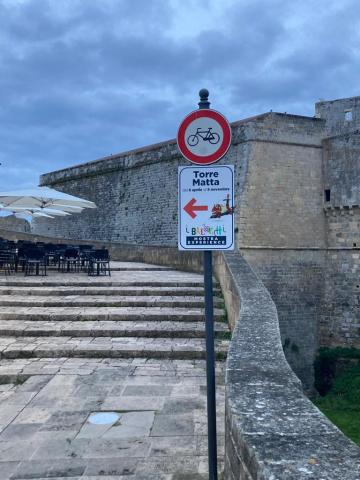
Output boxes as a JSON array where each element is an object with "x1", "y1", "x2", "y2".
[
  {"x1": 318, "y1": 100, "x2": 360, "y2": 350},
  {"x1": 32, "y1": 96, "x2": 360, "y2": 389},
  {"x1": 0, "y1": 215, "x2": 30, "y2": 233}
]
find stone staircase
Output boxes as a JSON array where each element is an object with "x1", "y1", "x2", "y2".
[
  {"x1": 0, "y1": 262, "x2": 229, "y2": 479},
  {"x1": 0, "y1": 264, "x2": 230, "y2": 362}
]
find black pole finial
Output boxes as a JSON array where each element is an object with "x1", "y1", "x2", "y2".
[{"x1": 198, "y1": 88, "x2": 210, "y2": 109}]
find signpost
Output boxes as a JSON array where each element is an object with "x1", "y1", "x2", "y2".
[
  {"x1": 178, "y1": 165, "x2": 234, "y2": 250},
  {"x1": 177, "y1": 89, "x2": 234, "y2": 480}
]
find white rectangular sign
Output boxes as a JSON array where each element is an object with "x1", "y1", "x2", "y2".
[{"x1": 178, "y1": 165, "x2": 235, "y2": 250}]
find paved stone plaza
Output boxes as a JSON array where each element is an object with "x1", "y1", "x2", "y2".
[{"x1": 0, "y1": 263, "x2": 228, "y2": 479}]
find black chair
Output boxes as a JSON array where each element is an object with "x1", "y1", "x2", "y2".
[
  {"x1": 17, "y1": 244, "x2": 35, "y2": 272},
  {"x1": 43, "y1": 243, "x2": 60, "y2": 268},
  {"x1": 0, "y1": 251, "x2": 16, "y2": 275},
  {"x1": 24, "y1": 249, "x2": 47, "y2": 276},
  {"x1": 88, "y1": 249, "x2": 111, "y2": 276},
  {"x1": 59, "y1": 248, "x2": 81, "y2": 273},
  {"x1": 78, "y1": 246, "x2": 95, "y2": 271}
]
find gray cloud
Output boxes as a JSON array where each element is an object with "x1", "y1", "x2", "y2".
[{"x1": 0, "y1": 0, "x2": 359, "y2": 189}]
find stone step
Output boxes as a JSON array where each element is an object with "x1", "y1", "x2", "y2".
[
  {"x1": 0, "y1": 285, "x2": 221, "y2": 297},
  {"x1": 0, "y1": 319, "x2": 230, "y2": 338},
  {"x1": 0, "y1": 295, "x2": 222, "y2": 308},
  {"x1": 45, "y1": 264, "x2": 172, "y2": 272},
  {"x1": 0, "y1": 306, "x2": 226, "y2": 322},
  {"x1": 110, "y1": 262, "x2": 174, "y2": 271},
  {"x1": 0, "y1": 280, "x2": 209, "y2": 287},
  {"x1": 109, "y1": 266, "x2": 172, "y2": 271},
  {"x1": 0, "y1": 336, "x2": 229, "y2": 360}
]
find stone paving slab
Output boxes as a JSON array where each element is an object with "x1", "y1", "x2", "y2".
[
  {"x1": 0, "y1": 268, "x2": 210, "y2": 286},
  {"x1": 0, "y1": 286, "x2": 220, "y2": 297},
  {"x1": 0, "y1": 336, "x2": 229, "y2": 360},
  {"x1": 0, "y1": 320, "x2": 229, "y2": 338},
  {"x1": 109, "y1": 261, "x2": 173, "y2": 271},
  {"x1": 0, "y1": 306, "x2": 225, "y2": 322},
  {"x1": 0, "y1": 263, "x2": 227, "y2": 478},
  {"x1": 0, "y1": 359, "x2": 225, "y2": 479},
  {"x1": 0, "y1": 295, "x2": 222, "y2": 308}
]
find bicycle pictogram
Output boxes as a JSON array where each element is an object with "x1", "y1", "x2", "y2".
[{"x1": 187, "y1": 127, "x2": 220, "y2": 147}]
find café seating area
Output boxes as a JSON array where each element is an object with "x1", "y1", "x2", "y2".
[{"x1": 0, "y1": 237, "x2": 111, "y2": 276}]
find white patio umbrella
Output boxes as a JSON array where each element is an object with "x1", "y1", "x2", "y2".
[
  {"x1": 44, "y1": 205, "x2": 84, "y2": 213},
  {"x1": 0, "y1": 206, "x2": 72, "y2": 218},
  {"x1": 0, "y1": 209, "x2": 54, "y2": 219},
  {"x1": 0, "y1": 187, "x2": 96, "y2": 210}
]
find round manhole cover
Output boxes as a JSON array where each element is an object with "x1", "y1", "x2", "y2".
[{"x1": 88, "y1": 412, "x2": 120, "y2": 425}]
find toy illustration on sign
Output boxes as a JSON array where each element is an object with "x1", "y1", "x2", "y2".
[{"x1": 210, "y1": 194, "x2": 234, "y2": 219}]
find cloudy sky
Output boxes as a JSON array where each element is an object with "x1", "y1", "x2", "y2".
[{"x1": 0, "y1": 0, "x2": 359, "y2": 191}]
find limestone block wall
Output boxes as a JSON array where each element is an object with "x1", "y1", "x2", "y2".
[
  {"x1": 0, "y1": 216, "x2": 30, "y2": 233},
  {"x1": 237, "y1": 140, "x2": 325, "y2": 248},
  {"x1": 323, "y1": 133, "x2": 360, "y2": 207},
  {"x1": 326, "y1": 207, "x2": 360, "y2": 247},
  {"x1": 316, "y1": 96, "x2": 360, "y2": 137},
  {"x1": 320, "y1": 131, "x2": 360, "y2": 348},
  {"x1": 33, "y1": 112, "x2": 325, "y2": 250},
  {"x1": 240, "y1": 248, "x2": 325, "y2": 392},
  {"x1": 321, "y1": 250, "x2": 360, "y2": 347},
  {"x1": 321, "y1": 208, "x2": 360, "y2": 348},
  {"x1": 33, "y1": 140, "x2": 247, "y2": 245}
]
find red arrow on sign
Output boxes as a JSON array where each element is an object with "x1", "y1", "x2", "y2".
[{"x1": 183, "y1": 198, "x2": 208, "y2": 219}]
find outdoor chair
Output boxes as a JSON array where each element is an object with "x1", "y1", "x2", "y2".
[
  {"x1": 44, "y1": 244, "x2": 61, "y2": 267},
  {"x1": 0, "y1": 251, "x2": 16, "y2": 275},
  {"x1": 79, "y1": 246, "x2": 95, "y2": 271},
  {"x1": 17, "y1": 244, "x2": 34, "y2": 272},
  {"x1": 59, "y1": 248, "x2": 81, "y2": 273},
  {"x1": 24, "y1": 249, "x2": 47, "y2": 276},
  {"x1": 88, "y1": 249, "x2": 111, "y2": 276}
]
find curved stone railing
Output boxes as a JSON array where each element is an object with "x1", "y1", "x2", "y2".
[{"x1": 215, "y1": 251, "x2": 360, "y2": 479}]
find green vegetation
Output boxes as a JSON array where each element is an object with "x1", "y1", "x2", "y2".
[
  {"x1": 314, "y1": 348, "x2": 360, "y2": 445},
  {"x1": 314, "y1": 347, "x2": 360, "y2": 395},
  {"x1": 215, "y1": 330, "x2": 232, "y2": 340}
]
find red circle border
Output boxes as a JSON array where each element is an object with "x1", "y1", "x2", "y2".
[{"x1": 177, "y1": 109, "x2": 232, "y2": 165}]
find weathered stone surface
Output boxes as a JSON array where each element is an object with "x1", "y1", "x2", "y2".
[
  {"x1": 0, "y1": 263, "x2": 227, "y2": 479},
  {"x1": 214, "y1": 251, "x2": 360, "y2": 480}
]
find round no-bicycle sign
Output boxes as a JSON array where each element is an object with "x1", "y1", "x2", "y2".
[{"x1": 177, "y1": 109, "x2": 231, "y2": 165}]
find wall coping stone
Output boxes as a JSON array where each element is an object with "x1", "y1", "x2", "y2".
[{"x1": 39, "y1": 112, "x2": 325, "y2": 186}]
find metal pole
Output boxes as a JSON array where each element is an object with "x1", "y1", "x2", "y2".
[
  {"x1": 198, "y1": 88, "x2": 218, "y2": 480},
  {"x1": 204, "y1": 250, "x2": 218, "y2": 480}
]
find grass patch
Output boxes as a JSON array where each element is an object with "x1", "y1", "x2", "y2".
[
  {"x1": 313, "y1": 363, "x2": 360, "y2": 446},
  {"x1": 215, "y1": 331, "x2": 232, "y2": 340},
  {"x1": 14, "y1": 376, "x2": 27, "y2": 386},
  {"x1": 314, "y1": 346, "x2": 360, "y2": 395}
]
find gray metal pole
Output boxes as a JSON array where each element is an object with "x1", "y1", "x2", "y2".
[{"x1": 198, "y1": 88, "x2": 218, "y2": 480}]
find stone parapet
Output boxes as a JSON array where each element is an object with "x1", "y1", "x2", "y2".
[
  {"x1": 216, "y1": 250, "x2": 360, "y2": 479},
  {"x1": 39, "y1": 112, "x2": 324, "y2": 187}
]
